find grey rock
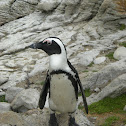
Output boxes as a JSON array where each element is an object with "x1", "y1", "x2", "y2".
[
  {"x1": 0, "y1": 109, "x2": 93, "y2": 126},
  {"x1": 123, "y1": 105, "x2": 126, "y2": 111},
  {"x1": 0, "y1": 76, "x2": 8, "y2": 86},
  {"x1": 77, "y1": 50, "x2": 99, "y2": 66},
  {"x1": 37, "y1": 0, "x2": 61, "y2": 11},
  {"x1": 87, "y1": 73, "x2": 126, "y2": 105},
  {"x1": 0, "y1": 91, "x2": 5, "y2": 96},
  {"x1": 93, "y1": 57, "x2": 106, "y2": 64},
  {"x1": 11, "y1": 89, "x2": 40, "y2": 113},
  {"x1": 5, "y1": 87, "x2": 24, "y2": 103},
  {"x1": 0, "y1": 102, "x2": 11, "y2": 112},
  {"x1": 94, "y1": 87, "x2": 100, "y2": 93},
  {"x1": 0, "y1": 0, "x2": 38, "y2": 25},
  {"x1": 114, "y1": 47, "x2": 126, "y2": 60},
  {"x1": 82, "y1": 59, "x2": 126, "y2": 89}
]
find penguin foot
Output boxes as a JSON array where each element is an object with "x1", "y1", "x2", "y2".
[
  {"x1": 69, "y1": 116, "x2": 79, "y2": 126},
  {"x1": 49, "y1": 113, "x2": 58, "y2": 126}
]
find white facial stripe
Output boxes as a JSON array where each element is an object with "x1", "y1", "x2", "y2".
[{"x1": 43, "y1": 39, "x2": 50, "y2": 43}]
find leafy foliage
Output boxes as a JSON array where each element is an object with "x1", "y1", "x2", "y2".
[
  {"x1": 120, "y1": 24, "x2": 126, "y2": 30},
  {"x1": 106, "y1": 52, "x2": 115, "y2": 60},
  {"x1": 0, "y1": 95, "x2": 6, "y2": 102}
]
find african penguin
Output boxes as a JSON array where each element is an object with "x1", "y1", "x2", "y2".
[{"x1": 29, "y1": 37, "x2": 88, "y2": 126}]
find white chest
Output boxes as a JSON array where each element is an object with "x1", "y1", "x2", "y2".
[{"x1": 49, "y1": 73, "x2": 77, "y2": 113}]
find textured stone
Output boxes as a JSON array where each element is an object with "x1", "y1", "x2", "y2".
[
  {"x1": 93, "y1": 57, "x2": 106, "y2": 64},
  {"x1": 123, "y1": 105, "x2": 126, "y2": 111},
  {"x1": 37, "y1": 0, "x2": 61, "y2": 11},
  {"x1": 0, "y1": 102, "x2": 11, "y2": 112},
  {"x1": 0, "y1": 76, "x2": 8, "y2": 86},
  {"x1": 11, "y1": 89, "x2": 40, "y2": 113},
  {"x1": 5, "y1": 87, "x2": 24, "y2": 103},
  {"x1": 87, "y1": 73, "x2": 126, "y2": 105},
  {"x1": 114, "y1": 47, "x2": 126, "y2": 60},
  {"x1": 82, "y1": 59, "x2": 126, "y2": 89},
  {"x1": 0, "y1": 109, "x2": 93, "y2": 126},
  {"x1": 77, "y1": 50, "x2": 99, "y2": 66}
]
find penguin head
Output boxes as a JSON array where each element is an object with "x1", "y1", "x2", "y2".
[{"x1": 29, "y1": 37, "x2": 66, "y2": 56}]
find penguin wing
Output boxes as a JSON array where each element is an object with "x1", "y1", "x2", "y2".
[
  {"x1": 67, "y1": 60, "x2": 88, "y2": 114},
  {"x1": 39, "y1": 71, "x2": 50, "y2": 109}
]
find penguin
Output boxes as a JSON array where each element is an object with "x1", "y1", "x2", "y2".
[{"x1": 29, "y1": 37, "x2": 88, "y2": 126}]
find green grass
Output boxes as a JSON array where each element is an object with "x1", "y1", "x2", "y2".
[
  {"x1": 0, "y1": 95, "x2": 6, "y2": 102},
  {"x1": 78, "y1": 105, "x2": 84, "y2": 110},
  {"x1": 40, "y1": 81, "x2": 45, "y2": 85},
  {"x1": 123, "y1": 119, "x2": 126, "y2": 124},
  {"x1": 88, "y1": 62, "x2": 94, "y2": 67},
  {"x1": 83, "y1": 70, "x2": 89, "y2": 72},
  {"x1": 78, "y1": 88, "x2": 91, "y2": 97},
  {"x1": 119, "y1": 42, "x2": 126, "y2": 47},
  {"x1": 88, "y1": 94, "x2": 126, "y2": 114},
  {"x1": 92, "y1": 70, "x2": 98, "y2": 72},
  {"x1": 106, "y1": 52, "x2": 115, "y2": 60},
  {"x1": 102, "y1": 116, "x2": 120, "y2": 126},
  {"x1": 120, "y1": 24, "x2": 126, "y2": 30}
]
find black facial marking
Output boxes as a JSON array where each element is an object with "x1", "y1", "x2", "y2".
[{"x1": 30, "y1": 40, "x2": 61, "y2": 55}]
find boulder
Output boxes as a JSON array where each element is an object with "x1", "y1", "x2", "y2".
[
  {"x1": 0, "y1": 109, "x2": 93, "y2": 126},
  {"x1": 0, "y1": 102, "x2": 11, "y2": 112},
  {"x1": 113, "y1": 47, "x2": 126, "y2": 60},
  {"x1": 82, "y1": 59, "x2": 126, "y2": 89},
  {"x1": 93, "y1": 57, "x2": 106, "y2": 64},
  {"x1": 11, "y1": 89, "x2": 40, "y2": 113},
  {"x1": 123, "y1": 105, "x2": 126, "y2": 111},
  {"x1": 37, "y1": 0, "x2": 61, "y2": 11},
  {"x1": 0, "y1": 91, "x2": 5, "y2": 96},
  {"x1": 87, "y1": 73, "x2": 126, "y2": 105},
  {"x1": 0, "y1": 76, "x2": 8, "y2": 86},
  {"x1": 77, "y1": 50, "x2": 99, "y2": 66},
  {"x1": 5, "y1": 87, "x2": 24, "y2": 103}
]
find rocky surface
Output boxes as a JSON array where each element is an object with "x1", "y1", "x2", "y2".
[
  {"x1": 0, "y1": 109, "x2": 92, "y2": 126},
  {"x1": 5, "y1": 87, "x2": 24, "y2": 103},
  {"x1": 0, "y1": 0, "x2": 126, "y2": 125},
  {"x1": 11, "y1": 89, "x2": 40, "y2": 112},
  {"x1": 114, "y1": 47, "x2": 126, "y2": 60},
  {"x1": 0, "y1": 102, "x2": 11, "y2": 112}
]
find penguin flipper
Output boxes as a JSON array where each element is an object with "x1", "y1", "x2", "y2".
[
  {"x1": 39, "y1": 71, "x2": 50, "y2": 109},
  {"x1": 77, "y1": 78, "x2": 88, "y2": 114},
  {"x1": 67, "y1": 60, "x2": 88, "y2": 114}
]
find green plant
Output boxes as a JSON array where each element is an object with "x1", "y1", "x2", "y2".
[
  {"x1": 106, "y1": 52, "x2": 115, "y2": 60},
  {"x1": 78, "y1": 105, "x2": 84, "y2": 110},
  {"x1": 0, "y1": 95, "x2": 6, "y2": 102},
  {"x1": 83, "y1": 70, "x2": 89, "y2": 72},
  {"x1": 92, "y1": 70, "x2": 98, "y2": 72},
  {"x1": 88, "y1": 94, "x2": 126, "y2": 114},
  {"x1": 119, "y1": 42, "x2": 126, "y2": 47},
  {"x1": 88, "y1": 62, "x2": 94, "y2": 67},
  {"x1": 102, "y1": 116, "x2": 120, "y2": 126},
  {"x1": 78, "y1": 88, "x2": 91, "y2": 97},
  {"x1": 123, "y1": 119, "x2": 126, "y2": 124},
  {"x1": 120, "y1": 24, "x2": 126, "y2": 30},
  {"x1": 40, "y1": 81, "x2": 45, "y2": 85}
]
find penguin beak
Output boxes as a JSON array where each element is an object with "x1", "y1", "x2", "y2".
[
  {"x1": 29, "y1": 43, "x2": 37, "y2": 49},
  {"x1": 28, "y1": 42, "x2": 43, "y2": 49}
]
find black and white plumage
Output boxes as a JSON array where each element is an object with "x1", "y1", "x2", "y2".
[{"x1": 29, "y1": 37, "x2": 88, "y2": 125}]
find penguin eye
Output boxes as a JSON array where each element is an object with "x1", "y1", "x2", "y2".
[{"x1": 47, "y1": 41, "x2": 52, "y2": 45}]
